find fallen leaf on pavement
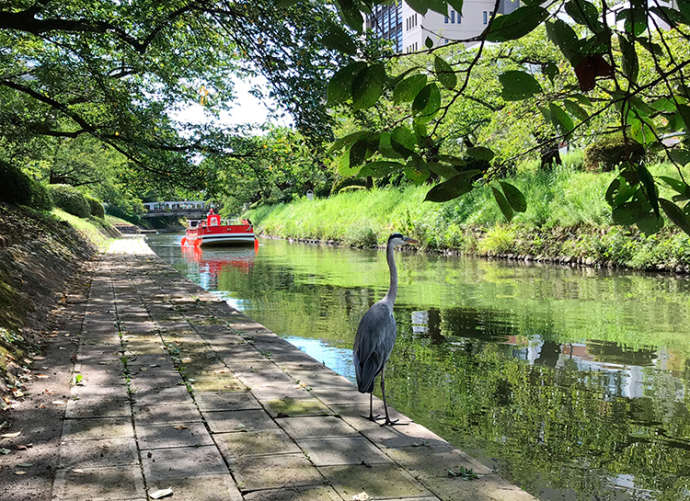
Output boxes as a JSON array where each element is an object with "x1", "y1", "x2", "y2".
[
  {"x1": 352, "y1": 493, "x2": 370, "y2": 501},
  {"x1": 173, "y1": 425, "x2": 188, "y2": 430},
  {"x1": 17, "y1": 462, "x2": 33, "y2": 467},
  {"x1": 0, "y1": 448, "x2": 11, "y2": 455},
  {"x1": 1, "y1": 431, "x2": 21, "y2": 439},
  {"x1": 150, "y1": 487, "x2": 174, "y2": 499}
]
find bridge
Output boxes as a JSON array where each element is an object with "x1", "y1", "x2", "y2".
[{"x1": 141, "y1": 201, "x2": 212, "y2": 219}]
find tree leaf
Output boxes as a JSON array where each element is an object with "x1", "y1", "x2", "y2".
[
  {"x1": 677, "y1": 103, "x2": 690, "y2": 131},
  {"x1": 619, "y1": 35, "x2": 639, "y2": 85},
  {"x1": 499, "y1": 70, "x2": 542, "y2": 101},
  {"x1": 413, "y1": 83, "x2": 441, "y2": 121},
  {"x1": 660, "y1": 198, "x2": 690, "y2": 236},
  {"x1": 499, "y1": 181, "x2": 527, "y2": 212},
  {"x1": 405, "y1": 156, "x2": 430, "y2": 185},
  {"x1": 492, "y1": 186, "x2": 514, "y2": 221},
  {"x1": 565, "y1": 0, "x2": 600, "y2": 28},
  {"x1": 329, "y1": 130, "x2": 370, "y2": 153},
  {"x1": 669, "y1": 149, "x2": 690, "y2": 165},
  {"x1": 448, "y1": 0, "x2": 464, "y2": 13},
  {"x1": 486, "y1": 6, "x2": 549, "y2": 42},
  {"x1": 658, "y1": 176, "x2": 688, "y2": 194},
  {"x1": 425, "y1": 36, "x2": 434, "y2": 49},
  {"x1": 612, "y1": 201, "x2": 644, "y2": 225},
  {"x1": 391, "y1": 126, "x2": 416, "y2": 155},
  {"x1": 466, "y1": 146, "x2": 494, "y2": 161},
  {"x1": 564, "y1": 100, "x2": 589, "y2": 121},
  {"x1": 546, "y1": 20, "x2": 580, "y2": 64},
  {"x1": 434, "y1": 56, "x2": 457, "y2": 90},
  {"x1": 327, "y1": 62, "x2": 366, "y2": 106},
  {"x1": 426, "y1": 0, "x2": 451, "y2": 15},
  {"x1": 393, "y1": 74, "x2": 427, "y2": 104},
  {"x1": 337, "y1": 152, "x2": 359, "y2": 177},
  {"x1": 425, "y1": 171, "x2": 478, "y2": 202},
  {"x1": 406, "y1": 0, "x2": 429, "y2": 15},
  {"x1": 636, "y1": 164, "x2": 659, "y2": 216},
  {"x1": 322, "y1": 27, "x2": 357, "y2": 55},
  {"x1": 549, "y1": 103, "x2": 574, "y2": 134},
  {"x1": 352, "y1": 64, "x2": 386, "y2": 111},
  {"x1": 542, "y1": 62, "x2": 559, "y2": 83},
  {"x1": 358, "y1": 161, "x2": 405, "y2": 178},
  {"x1": 378, "y1": 132, "x2": 402, "y2": 159},
  {"x1": 335, "y1": 0, "x2": 364, "y2": 33},
  {"x1": 428, "y1": 162, "x2": 460, "y2": 179},
  {"x1": 349, "y1": 139, "x2": 369, "y2": 167}
]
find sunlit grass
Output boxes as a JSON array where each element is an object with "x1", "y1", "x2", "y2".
[
  {"x1": 52, "y1": 209, "x2": 118, "y2": 251},
  {"x1": 249, "y1": 159, "x2": 690, "y2": 269}
]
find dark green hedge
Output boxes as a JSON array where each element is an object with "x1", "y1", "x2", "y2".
[
  {"x1": 47, "y1": 184, "x2": 90, "y2": 218},
  {"x1": 583, "y1": 135, "x2": 645, "y2": 171},
  {"x1": 85, "y1": 195, "x2": 104, "y2": 218},
  {"x1": 30, "y1": 180, "x2": 54, "y2": 211},
  {"x1": 0, "y1": 160, "x2": 33, "y2": 206}
]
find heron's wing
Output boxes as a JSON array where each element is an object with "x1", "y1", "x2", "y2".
[{"x1": 353, "y1": 302, "x2": 396, "y2": 393}]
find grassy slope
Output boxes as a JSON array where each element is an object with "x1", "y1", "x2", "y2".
[
  {"x1": 0, "y1": 205, "x2": 120, "y2": 399},
  {"x1": 249, "y1": 158, "x2": 690, "y2": 270}
]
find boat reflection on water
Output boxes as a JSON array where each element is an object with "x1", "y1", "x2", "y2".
[{"x1": 181, "y1": 239, "x2": 259, "y2": 289}]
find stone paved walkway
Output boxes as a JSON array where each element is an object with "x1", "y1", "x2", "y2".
[{"x1": 52, "y1": 237, "x2": 536, "y2": 501}]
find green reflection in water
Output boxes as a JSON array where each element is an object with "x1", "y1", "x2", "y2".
[{"x1": 148, "y1": 235, "x2": 690, "y2": 500}]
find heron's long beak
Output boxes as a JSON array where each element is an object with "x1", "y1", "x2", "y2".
[{"x1": 404, "y1": 237, "x2": 418, "y2": 245}]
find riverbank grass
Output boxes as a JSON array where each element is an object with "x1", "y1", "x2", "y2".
[
  {"x1": 249, "y1": 159, "x2": 690, "y2": 271},
  {"x1": 52, "y1": 208, "x2": 121, "y2": 251}
]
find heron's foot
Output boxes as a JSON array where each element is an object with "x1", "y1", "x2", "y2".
[{"x1": 380, "y1": 418, "x2": 409, "y2": 427}]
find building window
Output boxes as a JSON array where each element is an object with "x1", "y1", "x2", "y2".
[
  {"x1": 445, "y1": 15, "x2": 448, "y2": 23},
  {"x1": 483, "y1": 11, "x2": 488, "y2": 24},
  {"x1": 450, "y1": 10, "x2": 455, "y2": 23}
]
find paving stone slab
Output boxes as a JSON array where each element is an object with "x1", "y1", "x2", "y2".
[
  {"x1": 70, "y1": 384, "x2": 130, "y2": 399},
  {"x1": 58, "y1": 437, "x2": 139, "y2": 468},
  {"x1": 133, "y1": 401, "x2": 201, "y2": 424},
  {"x1": 203, "y1": 409, "x2": 280, "y2": 433},
  {"x1": 190, "y1": 375, "x2": 248, "y2": 392},
  {"x1": 278, "y1": 416, "x2": 358, "y2": 439},
  {"x1": 131, "y1": 385, "x2": 192, "y2": 406},
  {"x1": 195, "y1": 390, "x2": 261, "y2": 411},
  {"x1": 361, "y1": 422, "x2": 449, "y2": 449},
  {"x1": 215, "y1": 430, "x2": 301, "y2": 459},
  {"x1": 319, "y1": 464, "x2": 432, "y2": 500},
  {"x1": 146, "y1": 475, "x2": 242, "y2": 501},
  {"x1": 65, "y1": 396, "x2": 131, "y2": 419},
  {"x1": 137, "y1": 422, "x2": 214, "y2": 449},
  {"x1": 331, "y1": 403, "x2": 411, "y2": 429},
  {"x1": 308, "y1": 386, "x2": 371, "y2": 406},
  {"x1": 417, "y1": 474, "x2": 537, "y2": 501},
  {"x1": 231, "y1": 453, "x2": 324, "y2": 491},
  {"x1": 53, "y1": 465, "x2": 145, "y2": 501},
  {"x1": 265, "y1": 397, "x2": 331, "y2": 418},
  {"x1": 251, "y1": 384, "x2": 315, "y2": 401},
  {"x1": 142, "y1": 445, "x2": 228, "y2": 482},
  {"x1": 297, "y1": 436, "x2": 392, "y2": 466},
  {"x1": 129, "y1": 372, "x2": 185, "y2": 392},
  {"x1": 382, "y1": 446, "x2": 491, "y2": 477},
  {"x1": 243, "y1": 486, "x2": 343, "y2": 501},
  {"x1": 62, "y1": 417, "x2": 134, "y2": 441}
]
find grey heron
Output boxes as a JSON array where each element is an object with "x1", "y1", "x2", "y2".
[{"x1": 353, "y1": 233, "x2": 417, "y2": 426}]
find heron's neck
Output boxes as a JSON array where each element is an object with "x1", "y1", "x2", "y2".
[{"x1": 382, "y1": 241, "x2": 397, "y2": 307}]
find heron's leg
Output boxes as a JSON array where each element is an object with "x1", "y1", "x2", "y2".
[
  {"x1": 380, "y1": 367, "x2": 399, "y2": 426},
  {"x1": 361, "y1": 389, "x2": 381, "y2": 422}
]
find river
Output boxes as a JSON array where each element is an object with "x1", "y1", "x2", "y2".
[{"x1": 147, "y1": 234, "x2": 690, "y2": 500}]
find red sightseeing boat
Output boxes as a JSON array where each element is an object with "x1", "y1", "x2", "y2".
[{"x1": 180, "y1": 209, "x2": 256, "y2": 247}]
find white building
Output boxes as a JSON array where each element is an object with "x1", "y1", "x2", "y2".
[{"x1": 365, "y1": 0, "x2": 520, "y2": 53}]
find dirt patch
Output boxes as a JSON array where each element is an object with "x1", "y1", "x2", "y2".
[{"x1": 0, "y1": 202, "x2": 97, "y2": 500}]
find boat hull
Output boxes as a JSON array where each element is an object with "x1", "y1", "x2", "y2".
[
  {"x1": 182, "y1": 224, "x2": 255, "y2": 248},
  {"x1": 195, "y1": 233, "x2": 255, "y2": 246}
]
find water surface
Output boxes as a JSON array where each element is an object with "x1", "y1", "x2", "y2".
[{"x1": 148, "y1": 234, "x2": 690, "y2": 500}]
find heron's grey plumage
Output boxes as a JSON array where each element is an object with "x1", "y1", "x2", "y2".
[
  {"x1": 353, "y1": 233, "x2": 415, "y2": 425},
  {"x1": 353, "y1": 302, "x2": 396, "y2": 393}
]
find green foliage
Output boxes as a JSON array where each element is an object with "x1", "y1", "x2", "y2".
[
  {"x1": 249, "y1": 156, "x2": 690, "y2": 269},
  {"x1": 0, "y1": 160, "x2": 32, "y2": 206},
  {"x1": 29, "y1": 179, "x2": 54, "y2": 211},
  {"x1": 584, "y1": 134, "x2": 645, "y2": 171},
  {"x1": 47, "y1": 184, "x2": 90, "y2": 218},
  {"x1": 85, "y1": 196, "x2": 104, "y2": 218}
]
